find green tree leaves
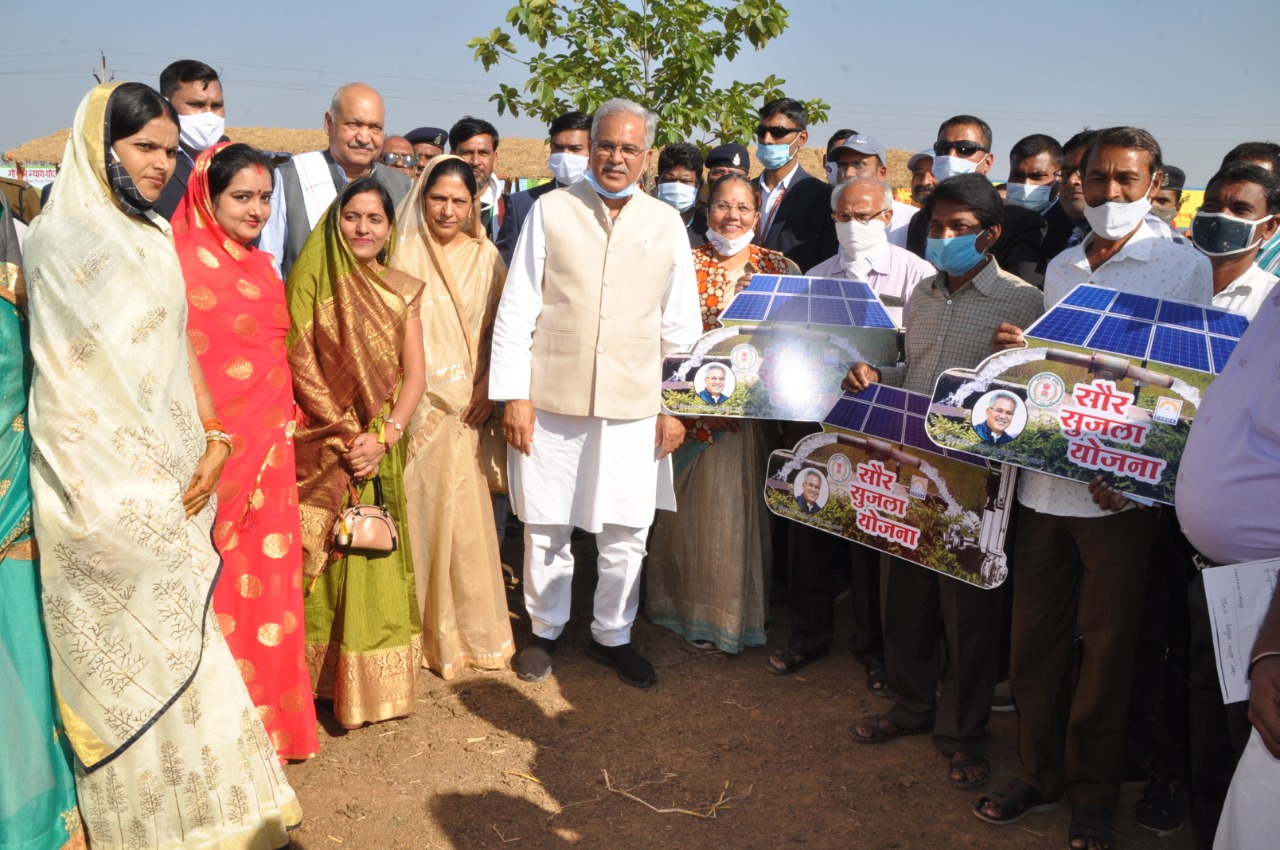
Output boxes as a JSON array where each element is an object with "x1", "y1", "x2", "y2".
[{"x1": 467, "y1": 0, "x2": 829, "y2": 148}]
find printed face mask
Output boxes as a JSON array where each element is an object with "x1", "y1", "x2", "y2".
[{"x1": 1192, "y1": 211, "x2": 1274, "y2": 256}]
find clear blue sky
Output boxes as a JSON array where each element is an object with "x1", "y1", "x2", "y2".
[{"x1": 3, "y1": 0, "x2": 1277, "y2": 187}]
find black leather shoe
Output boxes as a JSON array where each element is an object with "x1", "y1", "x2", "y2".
[
  {"x1": 586, "y1": 640, "x2": 656, "y2": 688},
  {"x1": 515, "y1": 635, "x2": 558, "y2": 682}
]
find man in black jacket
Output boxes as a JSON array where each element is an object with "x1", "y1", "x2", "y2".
[
  {"x1": 752, "y1": 98, "x2": 835, "y2": 271},
  {"x1": 494, "y1": 111, "x2": 592, "y2": 265},
  {"x1": 154, "y1": 60, "x2": 226, "y2": 220}
]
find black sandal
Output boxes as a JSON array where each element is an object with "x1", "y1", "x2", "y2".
[
  {"x1": 764, "y1": 644, "x2": 828, "y2": 675},
  {"x1": 1068, "y1": 804, "x2": 1116, "y2": 850},
  {"x1": 948, "y1": 753, "x2": 990, "y2": 790},
  {"x1": 848, "y1": 714, "x2": 930, "y2": 745},
  {"x1": 865, "y1": 658, "x2": 888, "y2": 697},
  {"x1": 973, "y1": 777, "x2": 1061, "y2": 824}
]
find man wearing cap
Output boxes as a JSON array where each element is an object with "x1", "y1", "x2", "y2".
[
  {"x1": 260, "y1": 82, "x2": 411, "y2": 276},
  {"x1": 405, "y1": 126, "x2": 448, "y2": 175},
  {"x1": 909, "y1": 149, "x2": 937, "y2": 206},
  {"x1": 905, "y1": 114, "x2": 1047, "y2": 285},
  {"x1": 379, "y1": 135, "x2": 418, "y2": 179},
  {"x1": 1151, "y1": 165, "x2": 1186, "y2": 227},
  {"x1": 824, "y1": 129, "x2": 857, "y2": 184},
  {"x1": 752, "y1": 97, "x2": 836, "y2": 271},
  {"x1": 495, "y1": 111, "x2": 593, "y2": 266},
  {"x1": 155, "y1": 59, "x2": 227, "y2": 220},
  {"x1": 450, "y1": 116, "x2": 505, "y2": 240},
  {"x1": 705, "y1": 143, "x2": 750, "y2": 183},
  {"x1": 828, "y1": 134, "x2": 917, "y2": 247}
]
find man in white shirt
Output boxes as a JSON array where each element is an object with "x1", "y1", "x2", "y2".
[
  {"x1": 826, "y1": 135, "x2": 917, "y2": 247},
  {"x1": 1192, "y1": 163, "x2": 1280, "y2": 316},
  {"x1": 490, "y1": 99, "x2": 701, "y2": 689},
  {"x1": 977, "y1": 126, "x2": 1212, "y2": 850},
  {"x1": 806, "y1": 177, "x2": 934, "y2": 324}
]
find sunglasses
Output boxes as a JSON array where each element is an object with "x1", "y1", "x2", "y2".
[
  {"x1": 756, "y1": 124, "x2": 801, "y2": 141},
  {"x1": 933, "y1": 140, "x2": 989, "y2": 158},
  {"x1": 379, "y1": 152, "x2": 416, "y2": 169}
]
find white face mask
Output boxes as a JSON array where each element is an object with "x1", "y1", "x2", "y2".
[
  {"x1": 656, "y1": 181, "x2": 698, "y2": 212},
  {"x1": 825, "y1": 161, "x2": 840, "y2": 185},
  {"x1": 1082, "y1": 177, "x2": 1155, "y2": 240},
  {"x1": 1005, "y1": 181, "x2": 1054, "y2": 212},
  {"x1": 177, "y1": 111, "x2": 225, "y2": 152},
  {"x1": 835, "y1": 218, "x2": 888, "y2": 263},
  {"x1": 931, "y1": 155, "x2": 980, "y2": 182},
  {"x1": 547, "y1": 152, "x2": 589, "y2": 186},
  {"x1": 706, "y1": 227, "x2": 755, "y2": 257}
]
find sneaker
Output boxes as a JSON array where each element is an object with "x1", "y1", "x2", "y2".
[
  {"x1": 1135, "y1": 774, "x2": 1189, "y2": 837},
  {"x1": 586, "y1": 639, "x2": 657, "y2": 688},
  {"x1": 515, "y1": 635, "x2": 558, "y2": 683},
  {"x1": 991, "y1": 679, "x2": 1016, "y2": 713}
]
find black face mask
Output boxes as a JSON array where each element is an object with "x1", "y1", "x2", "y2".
[{"x1": 106, "y1": 152, "x2": 157, "y2": 217}]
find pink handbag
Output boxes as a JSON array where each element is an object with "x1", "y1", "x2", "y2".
[{"x1": 332, "y1": 476, "x2": 398, "y2": 553}]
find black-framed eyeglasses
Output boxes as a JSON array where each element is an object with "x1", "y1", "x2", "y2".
[
  {"x1": 756, "y1": 124, "x2": 801, "y2": 141},
  {"x1": 933, "y1": 140, "x2": 989, "y2": 157},
  {"x1": 379, "y1": 152, "x2": 416, "y2": 169}
]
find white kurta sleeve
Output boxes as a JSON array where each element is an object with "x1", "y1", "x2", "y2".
[
  {"x1": 660, "y1": 236, "x2": 702, "y2": 356},
  {"x1": 259, "y1": 166, "x2": 288, "y2": 268},
  {"x1": 488, "y1": 198, "x2": 548, "y2": 400}
]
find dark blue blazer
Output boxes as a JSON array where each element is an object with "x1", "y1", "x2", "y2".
[
  {"x1": 697, "y1": 389, "x2": 729, "y2": 405},
  {"x1": 496, "y1": 180, "x2": 562, "y2": 266},
  {"x1": 973, "y1": 421, "x2": 1013, "y2": 445},
  {"x1": 795, "y1": 495, "x2": 822, "y2": 514}
]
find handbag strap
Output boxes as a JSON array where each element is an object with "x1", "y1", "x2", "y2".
[{"x1": 349, "y1": 475, "x2": 389, "y2": 511}]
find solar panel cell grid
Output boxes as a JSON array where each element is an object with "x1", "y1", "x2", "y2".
[
  {"x1": 1151, "y1": 326, "x2": 1210, "y2": 373},
  {"x1": 863, "y1": 406, "x2": 905, "y2": 443},
  {"x1": 1208, "y1": 335, "x2": 1240, "y2": 373},
  {"x1": 768, "y1": 296, "x2": 810, "y2": 322},
  {"x1": 1062, "y1": 286, "x2": 1117, "y2": 310},
  {"x1": 744, "y1": 275, "x2": 779, "y2": 293},
  {"x1": 825, "y1": 398, "x2": 870, "y2": 433},
  {"x1": 1087, "y1": 316, "x2": 1155, "y2": 359},
  {"x1": 809, "y1": 298, "x2": 852, "y2": 326},
  {"x1": 1110, "y1": 292, "x2": 1161, "y2": 320},
  {"x1": 1157, "y1": 300, "x2": 1205, "y2": 330},
  {"x1": 1029, "y1": 307, "x2": 1102, "y2": 346},
  {"x1": 810, "y1": 279, "x2": 843, "y2": 298},
  {"x1": 722, "y1": 293, "x2": 771, "y2": 321},
  {"x1": 1205, "y1": 308, "x2": 1249, "y2": 337},
  {"x1": 777, "y1": 277, "x2": 809, "y2": 294}
]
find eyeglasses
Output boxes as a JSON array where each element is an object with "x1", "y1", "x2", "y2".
[
  {"x1": 832, "y1": 207, "x2": 888, "y2": 224},
  {"x1": 931, "y1": 140, "x2": 988, "y2": 157},
  {"x1": 933, "y1": 140, "x2": 989, "y2": 158},
  {"x1": 593, "y1": 142, "x2": 646, "y2": 160},
  {"x1": 756, "y1": 124, "x2": 801, "y2": 141},
  {"x1": 710, "y1": 201, "x2": 757, "y2": 216},
  {"x1": 379, "y1": 152, "x2": 415, "y2": 169}
]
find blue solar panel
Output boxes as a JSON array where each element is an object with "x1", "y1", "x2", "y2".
[
  {"x1": 874, "y1": 385, "x2": 907, "y2": 410},
  {"x1": 1110, "y1": 292, "x2": 1160, "y2": 321},
  {"x1": 906, "y1": 392, "x2": 930, "y2": 416},
  {"x1": 825, "y1": 397, "x2": 870, "y2": 433},
  {"x1": 810, "y1": 279, "x2": 843, "y2": 298},
  {"x1": 904, "y1": 416, "x2": 934, "y2": 453},
  {"x1": 1158, "y1": 301, "x2": 1205, "y2": 330},
  {"x1": 743, "y1": 275, "x2": 778, "y2": 293},
  {"x1": 1205, "y1": 308, "x2": 1249, "y2": 337},
  {"x1": 848, "y1": 300, "x2": 896, "y2": 328},
  {"x1": 777, "y1": 277, "x2": 809, "y2": 294},
  {"x1": 1031, "y1": 307, "x2": 1102, "y2": 346},
  {"x1": 1063, "y1": 286, "x2": 1117, "y2": 310},
  {"x1": 809, "y1": 298, "x2": 852, "y2": 326},
  {"x1": 1087, "y1": 316, "x2": 1154, "y2": 358},
  {"x1": 863, "y1": 405, "x2": 904, "y2": 442},
  {"x1": 1209, "y1": 335, "x2": 1239, "y2": 373},
  {"x1": 768, "y1": 295, "x2": 809, "y2": 322},
  {"x1": 1151, "y1": 326, "x2": 1210, "y2": 373},
  {"x1": 721, "y1": 293, "x2": 771, "y2": 321},
  {"x1": 839, "y1": 279, "x2": 878, "y2": 301}
]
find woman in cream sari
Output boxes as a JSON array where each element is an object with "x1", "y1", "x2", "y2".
[
  {"x1": 24, "y1": 82, "x2": 299, "y2": 850},
  {"x1": 392, "y1": 155, "x2": 514, "y2": 678}
]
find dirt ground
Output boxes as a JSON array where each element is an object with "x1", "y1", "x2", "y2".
[{"x1": 282, "y1": 530, "x2": 1195, "y2": 850}]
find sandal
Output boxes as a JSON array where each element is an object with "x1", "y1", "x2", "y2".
[
  {"x1": 865, "y1": 658, "x2": 889, "y2": 697},
  {"x1": 973, "y1": 777, "x2": 1062, "y2": 824},
  {"x1": 764, "y1": 644, "x2": 828, "y2": 675},
  {"x1": 1068, "y1": 804, "x2": 1116, "y2": 850},
  {"x1": 848, "y1": 714, "x2": 930, "y2": 745},
  {"x1": 948, "y1": 753, "x2": 990, "y2": 790}
]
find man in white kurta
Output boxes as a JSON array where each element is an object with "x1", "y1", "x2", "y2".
[{"x1": 489, "y1": 99, "x2": 701, "y2": 688}]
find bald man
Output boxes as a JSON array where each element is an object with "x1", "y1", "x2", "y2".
[{"x1": 260, "y1": 82, "x2": 411, "y2": 275}]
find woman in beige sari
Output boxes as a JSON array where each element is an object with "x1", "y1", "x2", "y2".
[{"x1": 392, "y1": 155, "x2": 514, "y2": 678}]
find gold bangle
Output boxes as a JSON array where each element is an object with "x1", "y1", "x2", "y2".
[{"x1": 205, "y1": 429, "x2": 233, "y2": 448}]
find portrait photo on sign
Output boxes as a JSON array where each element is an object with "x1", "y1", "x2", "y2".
[
  {"x1": 791, "y1": 468, "x2": 829, "y2": 513},
  {"x1": 694, "y1": 362, "x2": 737, "y2": 405},
  {"x1": 971, "y1": 390, "x2": 1027, "y2": 445}
]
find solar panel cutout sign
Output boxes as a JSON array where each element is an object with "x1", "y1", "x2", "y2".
[
  {"x1": 661, "y1": 275, "x2": 901, "y2": 422},
  {"x1": 765, "y1": 387, "x2": 1017, "y2": 588},
  {"x1": 923, "y1": 284, "x2": 1248, "y2": 505}
]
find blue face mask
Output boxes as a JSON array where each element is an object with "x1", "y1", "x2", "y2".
[
  {"x1": 926, "y1": 230, "x2": 987, "y2": 276},
  {"x1": 583, "y1": 167, "x2": 640, "y2": 200},
  {"x1": 656, "y1": 181, "x2": 698, "y2": 212},
  {"x1": 756, "y1": 143, "x2": 795, "y2": 171},
  {"x1": 1005, "y1": 181, "x2": 1054, "y2": 212}
]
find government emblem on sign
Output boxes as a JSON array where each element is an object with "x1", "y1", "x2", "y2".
[
  {"x1": 731, "y1": 343, "x2": 760, "y2": 371},
  {"x1": 1026, "y1": 372, "x2": 1065, "y2": 408},
  {"x1": 827, "y1": 453, "x2": 852, "y2": 484}
]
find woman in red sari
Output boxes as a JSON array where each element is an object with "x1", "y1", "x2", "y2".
[{"x1": 172, "y1": 142, "x2": 320, "y2": 761}]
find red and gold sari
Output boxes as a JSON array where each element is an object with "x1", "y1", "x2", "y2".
[{"x1": 172, "y1": 143, "x2": 319, "y2": 761}]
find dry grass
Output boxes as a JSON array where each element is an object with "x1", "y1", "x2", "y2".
[{"x1": 6, "y1": 129, "x2": 912, "y2": 187}]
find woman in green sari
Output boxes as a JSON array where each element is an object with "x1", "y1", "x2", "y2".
[
  {"x1": 288, "y1": 177, "x2": 427, "y2": 729},
  {"x1": 0, "y1": 196, "x2": 84, "y2": 850}
]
